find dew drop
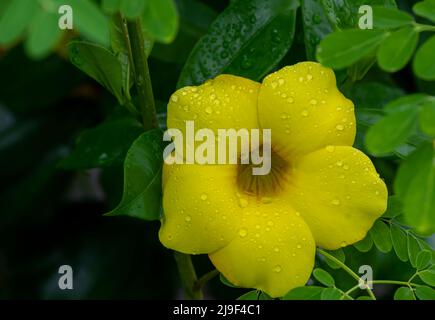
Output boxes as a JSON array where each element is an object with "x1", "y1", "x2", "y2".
[
  {"x1": 267, "y1": 221, "x2": 274, "y2": 227},
  {"x1": 301, "y1": 110, "x2": 309, "y2": 117},
  {"x1": 341, "y1": 241, "x2": 347, "y2": 247},
  {"x1": 310, "y1": 99, "x2": 318, "y2": 105},
  {"x1": 295, "y1": 211, "x2": 301, "y2": 217},
  {"x1": 326, "y1": 145, "x2": 335, "y2": 152},
  {"x1": 200, "y1": 194, "x2": 208, "y2": 201},
  {"x1": 205, "y1": 107, "x2": 213, "y2": 114},
  {"x1": 274, "y1": 247, "x2": 280, "y2": 253},
  {"x1": 238, "y1": 229, "x2": 247, "y2": 237},
  {"x1": 336, "y1": 124, "x2": 344, "y2": 131},
  {"x1": 171, "y1": 95, "x2": 179, "y2": 103},
  {"x1": 185, "y1": 215, "x2": 191, "y2": 222},
  {"x1": 271, "y1": 81, "x2": 278, "y2": 88},
  {"x1": 287, "y1": 97, "x2": 294, "y2": 103},
  {"x1": 273, "y1": 265, "x2": 282, "y2": 273},
  {"x1": 331, "y1": 199, "x2": 340, "y2": 206},
  {"x1": 307, "y1": 74, "x2": 313, "y2": 80},
  {"x1": 336, "y1": 161, "x2": 343, "y2": 167},
  {"x1": 297, "y1": 244, "x2": 302, "y2": 249}
]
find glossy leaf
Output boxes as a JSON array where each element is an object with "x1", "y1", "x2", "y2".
[
  {"x1": 377, "y1": 26, "x2": 419, "y2": 72},
  {"x1": 60, "y1": 116, "x2": 143, "y2": 170},
  {"x1": 416, "y1": 250, "x2": 432, "y2": 270},
  {"x1": 313, "y1": 268, "x2": 335, "y2": 287},
  {"x1": 283, "y1": 286, "x2": 324, "y2": 300},
  {"x1": 369, "y1": 220, "x2": 393, "y2": 253},
  {"x1": 413, "y1": 35, "x2": 435, "y2": 81},
  {"x1": 317, "y1": 30, "x2": 387, "y2": 69},
  {"x1": 323, "y1": 249, "x2": 346, "y2": 270},
  {"x1": 106, "y1": 129, "x2": 164, "y2": 220},
  {"x1": 178, "y1": 0, "x2": 298, "y2": 87},
  {"x1": 419, "y1": 267, "x2": 435, "y2": 286},
  {"x1": 320, "y1": 287, "x2": 342, "y2": 300},
  {"x1": 407, "y1": 234, "x2": 423, "y2": 267}
]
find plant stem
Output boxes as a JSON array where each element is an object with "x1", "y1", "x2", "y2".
[
  {"x1": 341, "y1": 280, "x2": 420, "y2": 299},
  {"x1": 126, "y1": 18, "x2": 158, "y2": 130},
  {"x1": 317, "y1": 248, "x2": 377, "y2": 300},
  {"x1": 195, "y1": 269, "x2": 220, "y2": 291},
  {"x1": 174, "y1": 252, "x2": 203, "y2": 300}
]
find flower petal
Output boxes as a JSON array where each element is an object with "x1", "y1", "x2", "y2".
[
  {"x1": 168, "y1": 74, "x2": 260, "y2": 132},
  {"x1": 159, "y1": 162, "x2": 241, "y2": 254},
  {"x1": 258, "y1": 62, "x2": 356, "y2": 159},
  {"x1": 284, "y1": 146, "x2": 388, "y2": 250},
  {"x1": 209, "y1": 202, "x2": 315, "y2": 298}
]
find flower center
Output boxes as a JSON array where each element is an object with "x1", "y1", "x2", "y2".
[{"x1": 237, "y1": 148, "x2": 289, "y2": 197}]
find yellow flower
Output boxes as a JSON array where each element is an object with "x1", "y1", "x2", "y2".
[{"x1": 159, "y1": 62, "x2": 388, "y2": 298}]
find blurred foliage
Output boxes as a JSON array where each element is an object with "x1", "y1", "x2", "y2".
[{"x1": 0, "y1": 0, "x2": 434, "y2": 300}]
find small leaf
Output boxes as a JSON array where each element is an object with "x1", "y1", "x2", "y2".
[
  {"x1": 383, "y1": 196, "x2": 403, "y2": 218},
  {"x1": 320, "y1": 287, "x2": 342, "y2": 300},
  {"x1": 384, "y1": 93, "x2": 431, "y2": 114},
  {"x1": 413, "y1": 0, "x2": 435, "y2": 23},
  {"x1": 354, "y1": 234, "x2": 374, "y2": 252},
  {"x1": 394, "y1": 287, "x2": 415, "y2": 300},
  {"x1": 68, "y1": 41, "x2": 131, "y2": 106},
  {"x1": 317, "y1": 30, "x2": 387, "y2": 69},
  {"x1": 377, "y1": 26, "x2": 419, "y2": 72},
  {"x1": 415, "y1": 286, "x2": 435, "y2": 300},
  {"x1": 419, "y1": 267, "x2": 435, "y2": 286},
  {"x1": 142, "y1": 0, "x2": 179, "y2": 44},
  {"x1": 416, "y1": 250, "x2": 432, "y2": 270},
  {"x1": 365, "y1": 107, "x2": 419, "y2": 155},
  {"x1": 398, "y1": 143, "x2": 435, "y2": 235},
  {"x1": 283, "y1": 286, "x2": 324, "y2": 300},
  {"x1": 323, "y1": 248, "x2": 345, "y2": 270},
  {"x1": 390, "y1": 223, "x2": 409, "y2": 262},
  {"x1": 419, "y1": 100, "x2": 435, "y2": 137},
  {"x1": 313, "y1": 268, "x2": 335, "y2": 287},
  {"x1": 106, "y1": 129, "x2": 164, "y2": 220},
  {"x1": 372, "y1": 6, "x2": 414, "y2": 29},
  {"x1": 407, "y1": 234, "x2": 423, "y2": 268},
  {"x1": 237, "y1": 291, "x2": 259, "y2": 300},
  {"x1": 413, "y1": 35, "x2": 435, "y2": 81},
  {"x1": 369, "y1": 220, "x2": 393, "y2": 253}
]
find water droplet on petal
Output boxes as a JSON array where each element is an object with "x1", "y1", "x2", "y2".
[
  {"x1": 336, "y1": 124, "x2": 344, "y2": 131},
  {"x1": 301, "y1": 110, "x2": 309, "y2": 117},
  {"x1": 171, "y1": 95, "x2": 179, "y2": 102},
  {"x1": 273, "y1": 265, "x2": 282, "y2": 273},
  {"x1": 201, "y1": 194, "x2": 208, "y2": 201},
  {"x1": 326, "y1": 146, "x2": 335, "y2": 152},
  {"x1": 238, "y1": 229, "x2": 247, "y2": 237},
  {"x1": 271, "y1": 81, "x2": 278, "y2": 88},
  {"x1": 185, "y1": 215, "x2": 191, "y2": 222},
  {"x1": 310, "y1": 99, "x2": 318, "y2": 105},
  {"x1": 341, "y1": 241, "x2": 347, "y2": 247},
  {"x1": 205, "y1": 107, "x2": 213, "y2": 114},
  {"x1": 336, "y1": 161, "x2": 343, "y2": 167},
  {"x1": 332, "y1": 199, "x2": 341, "y2": 206}
]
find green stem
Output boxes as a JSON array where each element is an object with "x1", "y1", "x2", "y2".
[
  {"x1": 317, "y1": 248, "x2": 377, "y2": 300},
  {"x1": 174, "y1": 252, "x2": 203, "y2": 300},
  {"x1": 195, "y1": 269, "x2": 220, "y2": 291},
  {"x1": 126, "y1": 18, "x2": 158, "y2": 130},
  {"x1": 341, "y1": 280, "x2": 420, "y2": 299},
  {"x1": 414, "y1": 23, "x2": 435, "y2": 32}
]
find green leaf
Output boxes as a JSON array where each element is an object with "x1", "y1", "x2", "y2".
[
  {"x1": 68, "y1": 41, "x2": 131, "y2": 106},
  {"x1": 316, "y1": 30, "x2": 386, "y2": 69},
  {"x1": 413, "y1": 0, "x2": 435, "y2": 23},
  {"x1": 312, "y1": 268, "x2": 335, "y2": 287},
  {"x1": 397, "y1": 143, "x2": 435, "y2": 235},
  {"x1": 372, "y1": 6, "x2": 414, "y2": 29},
  {"x1": 384, "y1": 94, "x2": 431, "y2": 114},
  {"x1": 394, "y1": 287, "x2": 415, "y2": 300},
  {"x1": 383, "y1": 196, "x2": 403, "y2": 218},
  {"x1": 419, "y1": 100, "x2": 435, "y2": 137},
  {"x1": 407, "y1": 234, "x2": 423, "y2": 267},
  {"x1": 416, "y1": 250, "x2": 432, "y2": 270},
  {"x1": 178, "y1": 0, "x2": 298, "y2": 87},
  {"x1": 0, "y1": 0, "x2": 38, "y2": 45},
  {"x1": 369, "y1": 220, "x2": 393, "y2": 253},
  {"x1": 237, "y1": 290, "x2": 259, "y2": 300},
  {"x1": 415, "y1": 286, "x2": 435, "y2": 300},
  {"x1": 365, "y1": 108, "x2": 419, "y2": 155},
  {"x1": 24, "y1": 7, "x2": 63, "y2": 59},
  {"x1": 377, "y1": 27, "x2": 419, "y2": 72},
  {"x1": 60, "y1": 115, "x2": 143, "y2": 170},
  {"x1": 120, "y1": 0, "x2": 147, "y2": 19},
  {"x1": 142, "y1": 0, "x2": 179, "y2": 44},
  {"x1": 220, "y1": 274, "x2": 239, "y2": 288},
  {"x1": 102, "y1": 0, "x2": 121, "y2": 13},
  {"x1": 283, "y1": 286, "x2": 324, "y2": 300},
  {"x1": 320, "y1": 287, "x2": 342, "y2": 300},
  {"x1": 390, "y1": 223, "x2": 409, "y2": 262},
  {"x1": 106, "y1": 129, "x2": 164, "y2": 220},
  {"x1": 354, "y1": 234, "x2": 374, "y2": 252},
  {"x1": 323, "y1": 248, "x2": 346, "y2": 270},
  {"x1": 419, "y1": 267, "x2": 435, "y2": 286},
  {"x1": 414, "y1": 35, "x2": 435, "y2": 81}
]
